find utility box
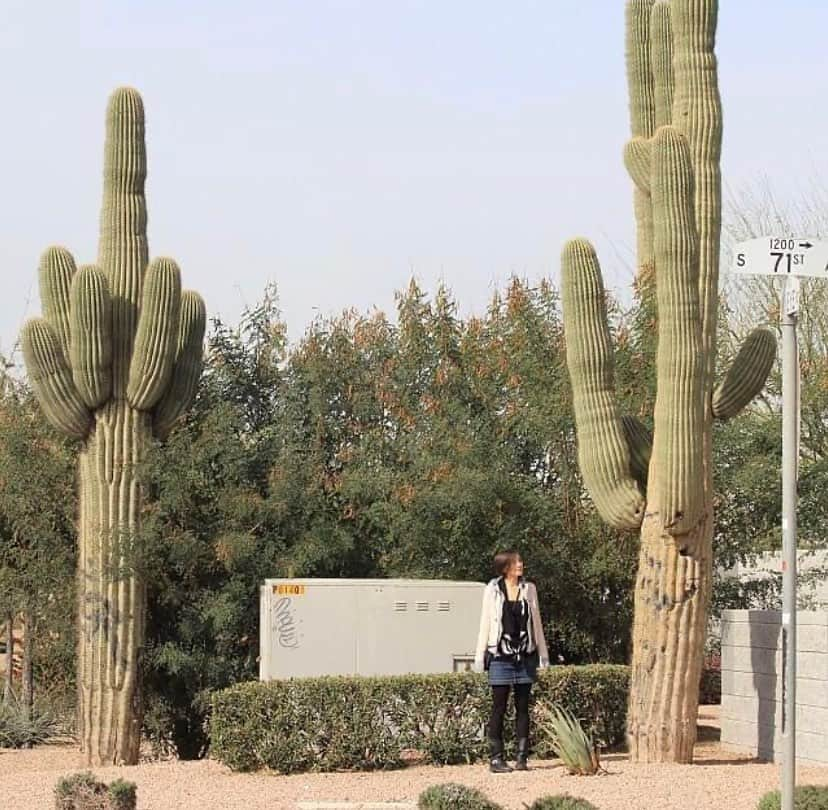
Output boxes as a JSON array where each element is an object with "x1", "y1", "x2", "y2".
[{"x1": 259, "y1": 578, "x2": 485, "y2": 680}]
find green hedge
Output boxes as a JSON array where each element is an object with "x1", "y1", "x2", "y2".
[
  {"x1": 210, "y1": 665, "x2": 628, "y2": 773},
  {"x1": 757, "y1": 786, "x2": 828, "y2": 810}
]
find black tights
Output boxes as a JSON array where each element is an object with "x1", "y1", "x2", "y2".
[{"x1": 488, "y1": 683, "x2": 531, "y2": 741}]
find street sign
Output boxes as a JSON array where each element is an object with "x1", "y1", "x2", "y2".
[
  {"x1": 730, "y1": 235, "x2": 828, "y2": 810},
  {"x1": 732, "y1": 237, "x2": 828, "y2": 277}
]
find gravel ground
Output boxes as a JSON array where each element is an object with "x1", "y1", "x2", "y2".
[{"x1": 4, "y1": 708, "x2": 827, "y2": 810}]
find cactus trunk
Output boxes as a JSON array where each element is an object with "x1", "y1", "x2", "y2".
[
  {"x1": 627, "y1": 495, "x2": 712, "y2": 761},
  {"x1": 76, "y1": 404, "x2": 150, "y2": 765}
]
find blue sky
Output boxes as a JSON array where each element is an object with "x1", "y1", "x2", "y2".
[{"x1": 2, "y1": 1, "x2": 828, "y2": 356}]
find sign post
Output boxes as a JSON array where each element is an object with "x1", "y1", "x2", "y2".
[{"x1": 732, "y1": 237, "x2": 828, "y2": 810}]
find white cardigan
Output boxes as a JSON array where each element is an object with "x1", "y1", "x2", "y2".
[{"x1": 473, "y1": 577, "x2": 549, "y2": 672}]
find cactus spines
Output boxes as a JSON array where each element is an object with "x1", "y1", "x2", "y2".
[
  {"x1": 561, "y1": 239, "x2": 645, "y2": 530},
  {"x1": 153, "y1": 291, "x2": 207, "y2": 439},
  {"x1": 21, "y1": 319, "x2": 91, "y2": 438},
  {"x1": 99, "y1": 87, "x2": 148, "y2": 395},
  {"x1": 20, "y1": 87, "x2": 204, "y2": 766},
  {"x1": 626, "y1": 0, "x2": 657, "y2": 284},
  {"x1": 650, "y1": 3, "x2": 674, "y2": 128},
  {"x1": 127, "y1": 258, "x2": 182, "y2": 410},
  {"x1": 626, "y1": 0, "x2": 657, "y2": 139},
  {"x1": 671, "y1": 0, "x2": 722, "y2": 362},
  {"x1": 624, "y1": 137, "x2": 652, "y2": 194},
  {"x1": 39, "y1": 246, "x2": 76, "y2": 358},
  {"x1": 651, "y1": 125, "x2": 704, "y2": 535},
  {"x1": 712, "y1": 328, "x2": 777, "y2": 419},
  {"x1": 70, "y1": 266, "x2": 113, "y2": 408}
]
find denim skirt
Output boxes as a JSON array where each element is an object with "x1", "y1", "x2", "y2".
[{"x1": 487, "y1": 656, "x2": 538, "y2": 686}]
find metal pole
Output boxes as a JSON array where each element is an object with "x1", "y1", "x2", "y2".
[{"x1": 781, "y1": 275, "x2": 799, "y2": 810}]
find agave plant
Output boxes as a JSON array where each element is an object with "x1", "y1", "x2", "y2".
[
  {"x1": 0, "y1": 698, "x2": 62, "y2": 748},
  {"x1": 535, "y1": 703, "x2": 603, "y2": 776}
]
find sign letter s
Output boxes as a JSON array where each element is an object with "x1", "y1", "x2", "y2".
[{"x1": 737, "y1": 253, "x2": 746, "y2": 267}]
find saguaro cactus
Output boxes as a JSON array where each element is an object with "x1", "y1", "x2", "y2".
[
  {"x1": 561, "y1": 1, "x2": 775, "y2": 762},
  {"x1": 21, "y1": 88, "x2": 205, "y2": 765}
]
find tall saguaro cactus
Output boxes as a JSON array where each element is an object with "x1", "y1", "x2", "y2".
[
  {"x1": 561, "y1": 1, "x2": 776, "y2": 762},
  {"x1": 21, "y1": 88, "x2": 206, "y2": 765}
]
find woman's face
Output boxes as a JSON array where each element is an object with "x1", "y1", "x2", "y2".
[{"x1": 507, "y1": 556, "x2": 524, "y2": 578}]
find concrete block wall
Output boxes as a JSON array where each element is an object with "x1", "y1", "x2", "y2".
[{"x1": 720, "y1": 610, "x2": 828, "y2": 765}]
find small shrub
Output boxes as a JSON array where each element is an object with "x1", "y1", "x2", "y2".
[
  {"x1": 534, "y1": 703, "x2": 602, "y2": 775},
  {"x1": 757, "y1": 785, "x2": 828, "y2": 810},
  {"x1": 418, "y1": 782, "x2": 502, "y2": 810},
  {"x1": 107, "y1": 780, "x2": 137, "y2": 810},
  {"x1": 54, "y1": 772, "x2": 137, "y2": 810},
  {"x1": 0, "y1": 700, "x2": 61, "y2": 748},
  {"x1": 210, "y1": 664, "x2": 628, "y2": 773},
  {"x1": 526, "y1": 797, "x2": 599, "y2": 810}
]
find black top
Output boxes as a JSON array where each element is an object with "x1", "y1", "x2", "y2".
[{"x1": 495, "y1": 579, "x2": 529, "y2": 660}]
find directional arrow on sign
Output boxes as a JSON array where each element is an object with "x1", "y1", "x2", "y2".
[{"x1": 732, "y1": 237, "x2": 828, "y2": 278}]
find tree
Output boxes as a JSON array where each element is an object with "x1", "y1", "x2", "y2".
[{"x1": 0, "y1": 372, "x2": 74, "y2": 719}]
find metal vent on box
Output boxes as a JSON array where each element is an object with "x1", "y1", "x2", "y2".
[
  {"x1": 394, "y1": 601, "x2": 407, "y2": 612},
  {"x1": 437, "y1": 601, "x2": 450, "y2": 612},
  {"x1": 416, "y1": 601, "x2": 429, "y2": 612}
]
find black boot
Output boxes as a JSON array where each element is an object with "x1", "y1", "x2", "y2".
[
  {"x1": 488, "y1": 738, "x2": 513, "y2": 773},
  {"x1": 514, "y1": 737, "x2": 529, "y2": 771}
]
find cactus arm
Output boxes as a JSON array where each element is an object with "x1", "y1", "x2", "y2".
[
  {"x1": 626, "y1": 0, "x2": 657, "y2": 286},
  {"x1": 650, "y1": 125, "x2": 704, "y2": 536},
  {"x1": 626, "y1": 0, "x2": 657, "y2": 138},
  {"x1": 98, "y1": 88, "x2": 149, "y2": 396},
  {"x1": 712, "y1": 328, "x2": 776, "y2": 420},
  {"x1": 153, "y1": 290, "x2": 206, "y2": 438},
  {"x1": 70, "y1": 265, "x2": 113, "y2": 409},
  {"x1": 561, "y1": 239, "x2": 645, "y2": 530},
  {"x1": 127, "y1": 258, "x2": 182, "y2": 410},
  {"x1": 671, "y1": 0, "x2": 723, "y2": 365},
  {"x1": 621, "y1": 415, "x2": 653, "y2": 489},
  {"x1": 651, "y1": 2, "x2": 674, "y2": 128},
  {"x1": 624, "y1": 137, "x2": 652, "y2": 195},
  {"x1": 39, "y1": 246, "x2": 76, "y2": 360},
  {"x1": 21, "y1": 318, "x2": 91, "y2": 438}
]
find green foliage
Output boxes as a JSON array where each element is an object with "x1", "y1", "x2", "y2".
[
  {"x1": 526, "y1": 798, "x2": 599, "y2": 810},
  {"x1": 534, "y1": 703, "x2": 602, "y2": 775},
  {"x1": 757, "y1": 785, "x2": 828, "y2": 810},
  {"x1": 0, "y1": 372, "x2": 75, "y2": 717},
  {"x1": 0, "y1": 699, "x2": 61, "y2": 747},
  {"x1": 210, "y1": 666, "x2": 628, "y2": 773},
  {"x1": 699, "y1": 663, "x2": 721, "y2": 705},
  {"x1": 54, "y1": 772, "x2": 136, "y2": 810},
  {"x1": 139, "y1": 282, "x2": 638, "y2": 756},
  {"x1": 418, "y1": 783, "x2": 503, "y2": 810}
]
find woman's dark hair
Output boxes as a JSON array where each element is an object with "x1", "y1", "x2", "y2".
[{"x1": 493, "y1": 550, "x2": 521, "y2": 576}]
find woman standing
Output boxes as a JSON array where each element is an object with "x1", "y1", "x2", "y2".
[{"x1": 474, "y1": 550, "x2": 549, "y2": 773}]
